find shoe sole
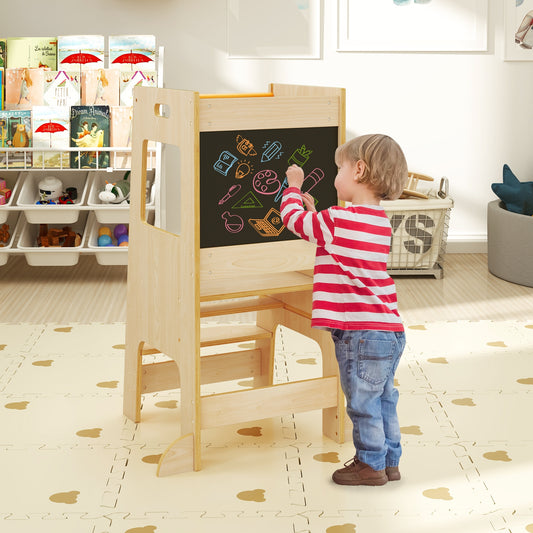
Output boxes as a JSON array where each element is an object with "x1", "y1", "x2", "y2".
[{"x1": 332, "y1": 475, "x2": 388, "y2": 486}]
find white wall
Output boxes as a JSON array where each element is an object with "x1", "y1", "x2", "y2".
[{"x1": 3, "y1": 0, "x2": 533, "y2": 250}]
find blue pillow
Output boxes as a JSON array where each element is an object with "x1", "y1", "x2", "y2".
[{"x1": 491, "y1": 164, "x2": 533, "y2": 216}]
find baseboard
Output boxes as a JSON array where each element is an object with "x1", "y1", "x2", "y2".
[{"x1": 446, "y1": 236, "x2": 487, "y2": 254}]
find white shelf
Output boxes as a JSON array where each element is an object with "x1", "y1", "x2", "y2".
[{"x1": 0, "y1": 146, "x2": 157, "y2": 171}]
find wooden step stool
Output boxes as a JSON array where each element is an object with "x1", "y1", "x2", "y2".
[{"x1": 123, "y1": 85, "x2": 347, "y2": 476}]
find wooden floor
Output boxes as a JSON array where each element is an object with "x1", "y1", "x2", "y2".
[{"x1": 1, "y1": 253, "x2": 533, "y2": 323}]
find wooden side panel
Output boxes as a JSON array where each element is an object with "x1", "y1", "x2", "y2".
[{"x1": 124, "y1": 86, "x2": 202, "y2": 469}]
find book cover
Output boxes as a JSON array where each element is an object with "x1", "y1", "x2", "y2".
[
  {"x1": 109, "y1": 35, "x2": 156, "y2": 72},
  {"x1": 0, "y1": 39, "x2": 6, "y2": 68},
  {"x1": 119, "y1": 70, "x2": 157, "y2": 107},
  {"x1": 44, "y1": 70, "x2": 81, "y2": 107},
  {"x1": 70, "y1": 105, "x2": 110, "y2": 169},
  {"x1": 81, "y1": 69, "x2": 119, "y2": 106},
  {"x1": 58, "y1": 35, "x2": 105, "y2": 73},
  {"x1": 6, "y1": 37, "x2": 57, "y2": 70},
  {"x1": 110, "y1": 106, "x2": 132, "y2": 168},
  {"x1": 0, "y1": 109, "x2": 32, "y2": 168},
  {"x1": 32, "y1": 106, "x2": 70, "y2": 168},
  {"x1": 5, "y1": 68, "x2": 45, "y2": 110}
]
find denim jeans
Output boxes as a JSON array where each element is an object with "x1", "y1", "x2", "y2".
[{"x1": 330, "y1": 329, "x2": 406, "y2": 471}]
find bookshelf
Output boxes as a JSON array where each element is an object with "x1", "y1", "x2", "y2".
[{"x1": 0, "y1": 46, "x2": 164, "y2": 267}]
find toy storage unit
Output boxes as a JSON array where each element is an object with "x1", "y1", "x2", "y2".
[
  {"x1": 383, "y1": 180, "x2": 453, "y2": 279},
  {"x1": 0, "y1": 166, "x2": 156, "y2": 266}
]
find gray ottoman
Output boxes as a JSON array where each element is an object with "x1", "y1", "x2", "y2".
[{"x1": 487, "y1": 200, "x2": 533, "y2": 287}]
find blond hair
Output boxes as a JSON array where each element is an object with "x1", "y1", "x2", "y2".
[{"x1": 335, "y1": 134, "x2": 408, "y2": 200}]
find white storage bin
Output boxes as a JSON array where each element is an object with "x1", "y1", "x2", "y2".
[
  {"x1": 16, "y1": 171, "x2": 90, "y2": 224},
  {"x1": 0, "y1": 212, "x2": 22, "y2": 266},
  {"x1": 87, "y1": 169, "x2": 155, "y2": 223},
  {"x1": 17, "y1": 213, "x2": 87, "y2": 266},
  {"x1": 86, "y1": 215, "x2": 129, "y2": 266},
  {"x1": 0, "y1": 172, "x2": 23, "y2": 223}
]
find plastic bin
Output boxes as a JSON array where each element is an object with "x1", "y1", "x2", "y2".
[
  {"x1": 86, "y1": 214, "x2": 129, "y2": 265},
  {"x1": 87, "y1": 169, "x2": 155, "y2": 223},
  {"x1": 16, "y1": 213, "x2": 88, "y2": 266},
  {"x1": 16, "y1": 171, "x2": 90, "y2": 224},
  {"x1": 0, "y1": 172, "x2": 23, "y2": 223},
  {"x1": 0, "y1": 212, "x2": 21, "y2": 266}
]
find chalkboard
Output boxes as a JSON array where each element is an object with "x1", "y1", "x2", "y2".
[{"x1": 200, "y1": 126, "x2": 339, "y2": 249}]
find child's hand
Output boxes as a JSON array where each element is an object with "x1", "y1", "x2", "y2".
[
  {"x1": 301, "y1": 192, "x2": 316, "y2": 212},
  {"x1": 286, "y1": 164, "x2": 304, "y2": 189}
]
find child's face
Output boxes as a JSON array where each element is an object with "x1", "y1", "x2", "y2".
[{"x1": 334, "y1": 158, "x2": 358, "y2": 202}]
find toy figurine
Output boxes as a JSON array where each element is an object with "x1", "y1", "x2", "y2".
[
  {"x1": 38, "y1": 176, "x2": 63, "y2": 203},
  {"x1": 98, "y1": 171, "x2": 130, "y2": 204}
]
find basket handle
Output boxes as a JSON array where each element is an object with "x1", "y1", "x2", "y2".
[{"x1": 438, "y1": 177, "x2": 449, "y2": 199}]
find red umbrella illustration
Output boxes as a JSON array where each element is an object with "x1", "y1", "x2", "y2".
[
  {"x1": 35, "y1": 120, "x2": 68, "y2": 148},
  {"x1": 61, "y1": 50, "x2": 103, "y2": 75},
  {"x1": 61, "y1": 51, "x2": 102, "y2": 66},
  {"x1": 112, "y1": 50, "x2": 153, "y2": 70}
]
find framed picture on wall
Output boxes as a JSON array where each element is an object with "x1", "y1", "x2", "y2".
[
  {"x1": 337, "y1": 0, "x2": 488, "y2": 52},
  {"x1": 227, "y1": 0, "x2": 321, "y2": 59},
  {"x1": 505, "y1": 0, "x2": 533, "y2": 60}
]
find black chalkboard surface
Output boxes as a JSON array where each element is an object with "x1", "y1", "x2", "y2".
[{"x1": 200, "y1": 126, "x2": 339, "y2": 248}]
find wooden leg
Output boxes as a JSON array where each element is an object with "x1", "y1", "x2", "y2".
[
  {"x1": 123, "y1": 338, "x2": 144, "y2": 423},
  {"x1": 157, "y1": 433, "x2": 195, "y2": 476},
  {"x1": 256, "y1": 308, "x2": 284, "y2": 387},
  {"x1": 277, "y1": 307, "x2": 345, "y2": 444}
]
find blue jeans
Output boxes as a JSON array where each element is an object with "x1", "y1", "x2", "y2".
[{"x1": 330, "y1": 329, "x2": 406, "y2": 471}]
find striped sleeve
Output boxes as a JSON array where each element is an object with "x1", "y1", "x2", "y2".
[{"x1": 280, "y1": 187, "x2": 335, "y2": 247}]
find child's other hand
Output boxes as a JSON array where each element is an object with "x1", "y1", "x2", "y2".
[
  {"x1": 301, "y1": 192, "x2": 316, "y2": 212},
  {"x1": 286, "y1": 164, "x2": 304, "y2": 189}
]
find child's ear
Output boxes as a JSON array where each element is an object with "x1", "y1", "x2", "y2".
[{"x1": 353, "y1": 159, "x2": 366, "y2": 180}]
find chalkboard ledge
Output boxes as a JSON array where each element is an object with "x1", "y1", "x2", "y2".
[{"x1": 200, "y1": 270, "x2": 313, "y2": 301}]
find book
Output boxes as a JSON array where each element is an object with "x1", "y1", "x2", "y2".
[
  {"x1": 110, "y1": 106, "x2": 132, "y2": 168},
  {"x1": 0, "y1": 68, "x2": 4, "y2": 110},
  {"x1": 5, "y1": 68, "x2": 45, "y2": 110},
  {"x1": 32, "y1": 106, "x2": 70, "y2": 168},
  {"x1": 81, "y1": 69, "x2": 119, "y2": 106},
  {"x1": 119, "y1": 70, "x2": 157, "y2": 107},
  {"x1": 57, "y1": 35, "x2": 105, "y2": 73},
  {"x1": 109, "y1": 35, "x2": 156, "y2": 72},
  {"x1": 0, "y1": 39, "x2": 6, "y2": 69},
  {"x1": 6, "y1": 37, "x2": 57, "y2": 70},
  {"x1": 69, "y1": 105, "x2": 110, "y2": 169},
  {"x1": 43, "y1": 70, "x2": 81, "y2": 107},
  {"x1": 0, "y1": 109, "x2": 32, "y2": 168}
]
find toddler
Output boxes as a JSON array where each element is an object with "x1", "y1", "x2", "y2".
[{"x1": 281, "y1": 134, "x2": 408, "y2": 486}]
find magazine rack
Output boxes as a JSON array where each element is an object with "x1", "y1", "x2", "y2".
[{"x1": 123, "y1": 84, "x2": 346, "y2": 476}]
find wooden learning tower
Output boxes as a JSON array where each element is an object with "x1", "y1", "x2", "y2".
[{"x1": 123, "y1": 84, "x2": 346, "y2": 476}]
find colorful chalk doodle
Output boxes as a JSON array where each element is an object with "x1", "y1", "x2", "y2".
[
  {"x1": 252, "y1": 169, "x2": 282, "y2": 195},
  {"x1": 199, "y1": 126, "x2": 338, "y2": 248},
  {"x1": 214, "y1": 150, "x2": 238, "y2": 176}
]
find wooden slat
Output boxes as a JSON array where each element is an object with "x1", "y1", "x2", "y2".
[
  {"x1": 199, "y1": 96, "x2": 340, "y2": 132},
  {"x1": 200, "y1": 240, "x2": 316, "y2": 281},
  {"x1": 200, "y1": 296, "x2": 283, "y2": 318},
  {"x1": 141, "y1": 348, "x2": 262, "y2": 394},
  {"x1": 200, "y1": 324, "x2": 272, "y2": 347},
  {"x1": 200, "y1": 271, "x2": 313, "y2": 301},
  {"x1": 201, "y1": 376, "x2": 338, "y2": 429}
]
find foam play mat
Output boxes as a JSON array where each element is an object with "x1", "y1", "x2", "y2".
[{"x1": 1, "y1": 320, "x2": 532, "y2": 532}]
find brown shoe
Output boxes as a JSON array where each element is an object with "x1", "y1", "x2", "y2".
[
  {"x1": 332, "y1": 459, "x2": 388, "y2": 486},
  {"x1": 386, "y1": 466, "x2": 401, "y2": 481}
]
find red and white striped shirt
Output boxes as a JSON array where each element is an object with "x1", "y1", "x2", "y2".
[{"x1": 281, "y1": 187, "x2": 403, "y2": 332}]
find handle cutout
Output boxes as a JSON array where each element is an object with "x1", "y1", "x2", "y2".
[{"x1": 154, "y1": 103, "x2": 171, "y2": 118}]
